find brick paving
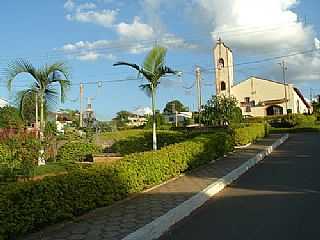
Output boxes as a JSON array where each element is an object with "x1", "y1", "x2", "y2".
[{"x1": 23, "y1": 135, "x2": 283, "y2": 240}]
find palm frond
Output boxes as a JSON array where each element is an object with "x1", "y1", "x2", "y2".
[
  {"x1": 113, "y1": 61, "x2": 153, "y2": 82},
  {"x1": 6, "y1": 59, "x2": 40, "y2": 91},
  {"x1": 139, "y1": 84, "x2": 152, "y2": 97},
  {"x1": 161, "y1": 66, "x2": 177, "y2": 75},
  {"x1": 42, "y1": 62, "x2": 71, "y2": 103},
  {"x1": 17, "y1": 88, "x2": 37, "y2": 120},
  {"x1": 45, "y1": 62, "x2": 70, "y2": 81},
  {"x1": 113, "y1": 62, "x2": 141, "y2": 72},
  {"x1": 50, "y1": 78, "x2": 70, "y2": 103},
  {"x1": 143, "y1": 46, "x2": 167, "y2": 75}
]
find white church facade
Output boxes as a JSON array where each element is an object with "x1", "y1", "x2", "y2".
[{"x1": 214, "y1": 40, "x2": 311, "y2": 117}]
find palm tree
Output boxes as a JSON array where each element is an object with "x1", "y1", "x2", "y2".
[
  {"x1": 6, "y1": 60, "x2": 70, "y2": 138},
  {"x1": 113, "y1": 46, "x2": 179, "y2": 150}
]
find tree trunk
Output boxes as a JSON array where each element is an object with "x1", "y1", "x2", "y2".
[
  {"x1": 35, "y1": 92, "x2": 39, "y2": 137},
  {"x1": 151, "y1": 87, "x2": 157, "y2": 151},
  {"x1": 38, "y1": 91, "x2": 45, "y2": 165},
  {"x1": 40, "y1": 92, "x2": 44, "y2": 140}
]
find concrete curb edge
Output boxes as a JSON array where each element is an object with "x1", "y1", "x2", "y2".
[{"x1": 122, "y1": 134, "x2": 289, "y2": 240}]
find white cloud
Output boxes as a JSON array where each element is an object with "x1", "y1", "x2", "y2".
[
  {"x1": 64, "y1": 0, "x2": 75, "y2": 11},
  {"x1": 77, "y1": 52, "x2": 116, "y2": 61},
  {"x1": 116, "y1": 17, "x2": 155, "y2": 40},
  {"x1": 186, "y1": 0, "x2": 320, "y2": 83},
  {"x1": 188, "y1": 0, "x2": 311, "y2": 52},
  {"x1": 67, "y1": 9, "x2": 118, "y2": 27},
  {"x1": 65, "y1": 1, "x2": 118, "y2": 28},
  {"x1": 62, "y1": 40, "x2": 112, "y2": 51},
  {"x1": 160, "y1": 33, "x2": 197, "y2": 50},
  {"x1": 315, "y1": 38, "x2": 320, "y2": 50},
  {"x1": 61, "y1": 40, "x2": 116, "y2": 61},
  {"x1": 77, "y1": 3, "x2": 97, "y2": 11},
  {"x1": 62, "y1": 0, "x2": 197, "y2": 57}
]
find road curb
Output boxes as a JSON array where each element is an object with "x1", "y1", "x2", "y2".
[{"x1": 122, "y1": 134, "x2": 289, "y2": 240}]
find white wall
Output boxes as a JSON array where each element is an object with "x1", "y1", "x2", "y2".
[{"x1": 232, "y1": 77, "x2": 309, "y2": 116}]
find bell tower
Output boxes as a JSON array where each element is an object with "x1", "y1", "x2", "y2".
[{"x1": 213, "y1": 38, "x2": 234, "y2": 96}]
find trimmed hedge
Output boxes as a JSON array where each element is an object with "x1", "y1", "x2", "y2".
[
  {"x1": 0, "y1": 132, "x2": 233, "y2": 239},
  {"x1": 233, "y1": 123, "x2": 268, "y2": 146},
  {"x1": 110, "y1": 130, "x2": 190, "y2": 155},
  {"x1": 56, "y1": 142, "x2": 102, "y2": 162},
  {"x1": 245, "y1": 114, "x2": 316, "y2": 129}
]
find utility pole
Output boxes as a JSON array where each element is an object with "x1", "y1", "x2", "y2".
[
  {"x1": 80, "y1": 83, "x2": 83, "y2": 128},
  {"x1": 310, "y1": 88, "x2": 313, "y2": 103},
  {"x1": 195, "y1": 67, "x2": 202, "y2": 113},
  {"x1": 196, "y1": 67, "x2": 202, "y2": 125},
  {"x1": 172, "y1": 102, "x2": 178, "y2": 127},
  {"x1": 279, "y1": 60, "x2": 288, "y2": 114}
]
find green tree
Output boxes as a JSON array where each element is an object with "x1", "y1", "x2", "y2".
[
  {"x1": 202, "y1": 95, "x2": 242, "y2": 126},
  {"x1": 112, "y1": 111, "x2": 134, "y2": 129},
  {"x1": 59, "y1": 109, "x2": 81, "y2": 128},
  {"x1": 15, "y1": 90, "x2": 48, "y2": 126},
  {"x1": 6, "y1": 60, "x2": 70, "y2": 138},
  {"x1": 0, "y1": 106, "x2": 24, "y2": 129},
  {"x1": 163, "y1": 100, "x2": 188, "y2": 113},
  {"x1": 113, "y1": 46, "x2": 179, "y2": 150},
  {"x1": 145, "y1": 110, "x2": 166, "y2": 129},
  {"x1": 114, "y1": 110, "x2": 134, "y2": 122},
  {"x1": 312, "y1": 101, "x2": 320, "y2": 116}
]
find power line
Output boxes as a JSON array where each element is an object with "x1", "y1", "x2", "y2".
[
  {"x1": 203, "y1": 47, "x2": 320, "y2": 73},
  {"x1": 0, "y1": 22, "x2": 302, "y2": 63}
]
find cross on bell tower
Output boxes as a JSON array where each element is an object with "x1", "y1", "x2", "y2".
[{"x1": 213, "y1": 38, "x2": 234, "y2": 96}]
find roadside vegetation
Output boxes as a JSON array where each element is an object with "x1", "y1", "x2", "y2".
[
  {"x1": 0, "y1": 92, "x2": 272, "y2": 239},
  {"x1": 1, "y1": 46, "x2": 319, "y2": 239}
]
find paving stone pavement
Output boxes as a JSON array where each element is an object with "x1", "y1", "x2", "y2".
[{"x1": 23, "y1": 135, "x2": 283, "y2": 240}]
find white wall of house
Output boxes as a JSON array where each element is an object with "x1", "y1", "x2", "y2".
[
  {"x1": 0, "y1": 98, "x2": 9, "y2": 108},
  {"x1": 231, "y1": 77, "x2": 310, "y2": 116},
  {"x1": 127, "y1": 116, "x2": 147, "y2": 127}
]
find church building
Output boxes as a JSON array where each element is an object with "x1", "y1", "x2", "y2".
[{"x1": 213, "y1": 39, "x2": 312, "y2": 117}]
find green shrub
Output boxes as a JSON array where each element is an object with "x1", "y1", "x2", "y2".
[
  {"x1": 294, "y1": 114, "x2": 316, "y2": 127},
  {"x1": 110, "y1": 130, "x2": 189, "y2": 155},
  {"x1": 0, "y1": 135, "x2": 41, "y2": 181},
  {"x1": 56, "y1": 142, "x2": 102, "y2": 162},
  {"x1": 0, "y1": 132, "x2": 233, "y2": 239},
  {"x1": 233, "y1": 123, "x2": 267, "y2": 146}
]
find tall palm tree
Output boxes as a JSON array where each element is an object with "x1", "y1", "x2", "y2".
[
  {"x1": 6, "y1": 60, "x2": 70, "y2": 138},
  {"x1": 113, "y1": 46, "x2": 179, "y2": 150}
]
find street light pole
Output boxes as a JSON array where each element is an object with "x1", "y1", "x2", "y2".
[
  {"x1": 279, "y1": 61, "x2": 288, "y2": 114},
  {"x1": 195, "y1": 67, "x2": 202, "y2": 124},
  {"x1": 80, "y1": 83, "x2": 83, "y2": 128}
]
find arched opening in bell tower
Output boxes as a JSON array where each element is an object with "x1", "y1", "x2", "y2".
[
  {"x1": 218, "y1": 58, "x2": 225, "y2": 69},
  {"x1": 221, "y1": 81, "x2": 226, "y2": 91}
]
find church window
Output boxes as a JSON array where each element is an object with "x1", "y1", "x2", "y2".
[
  {"x1": 245, "y1": 97, "x2": 250, "y2": 103},
  {"x1": 221, "y1": 81, "x2": 226, "y2": 91},
  {"x1": 218, "y1": 58, "x2": 225, "y2": 69}
]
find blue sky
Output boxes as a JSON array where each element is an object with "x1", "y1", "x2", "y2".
[{"x1": 0, "y1": 0, "x2": 319, "y2": 120}]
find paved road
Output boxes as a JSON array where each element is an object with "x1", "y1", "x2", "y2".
[{"x1": 159, "y1": 133, "x2": 320, "y2": 240}]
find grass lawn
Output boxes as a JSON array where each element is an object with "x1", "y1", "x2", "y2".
[{"x1": 33, "y1": 162, "x2": 68, "y2": 176}]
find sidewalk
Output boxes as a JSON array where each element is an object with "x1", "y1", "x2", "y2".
[{"x1": 23, "y1": 134, "x2": 288, "y2": 240}]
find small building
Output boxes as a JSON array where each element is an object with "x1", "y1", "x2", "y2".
[
  {"x1": 127, "y1": 115, "x2": 148, "y2": 127},
  {"x1": 83, "y1": 99, "x2": 97, "y2": 128},
  {"x1": 214, "y1": 40, "x2": 312, "y2": 116},
  {"x1": 0, "y1": 98, "x2": 9, "y2": 108},
  {"x1": 164, "y1": 112, "x2": 193, "y2": 125},
  {"x1": 48, "y1": 111, "x2": 75, "y2": 133}
]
